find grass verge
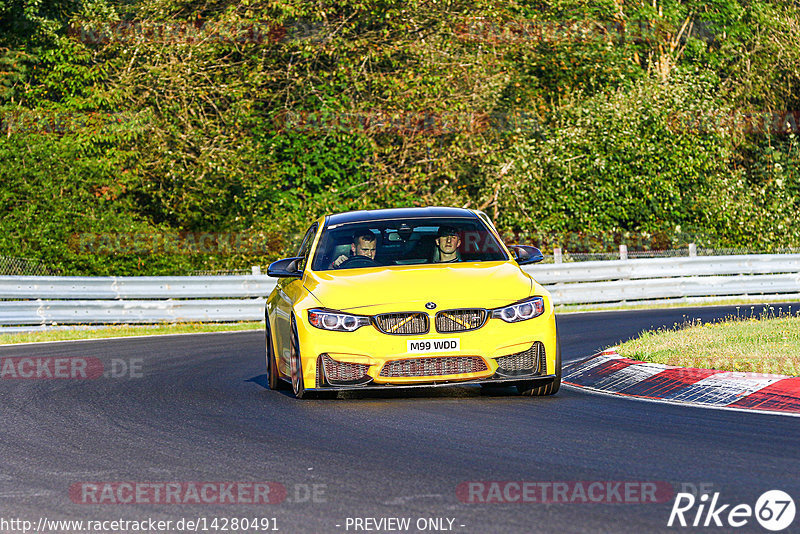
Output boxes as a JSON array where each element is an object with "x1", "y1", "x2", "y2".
[
  {"x1": 556, "y1": 298, "x2": 800, "y2": 314},
  {"x1": 615, "y1": 314, "x2": 800, "y2": 375},
  {"x1": 0, "y1": 322, "x2": 263, "y2": 346}
]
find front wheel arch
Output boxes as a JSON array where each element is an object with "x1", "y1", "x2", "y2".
[
  {"x1": 518, "y1": 331, "x2": 561, "y2": 396},
  {"x1": 265, "y1": 311, "x2": 289, "y2": 390},
  {"x1": 289, "y1": 314, "x2": 308, "y2": 399}
]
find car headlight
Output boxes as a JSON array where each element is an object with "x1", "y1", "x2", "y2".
[
  {"x1": 491, "y1": 297, "x2": 545, "y2": 323},
  {"x1": 308, "y1": 309, "x2": 371, "y2": 332}
]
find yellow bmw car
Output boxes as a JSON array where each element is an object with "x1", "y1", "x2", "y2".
[{"x1": 265, "y1": 207, "x2": 560, "y2": 399}]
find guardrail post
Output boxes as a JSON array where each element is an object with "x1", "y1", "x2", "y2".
[
  {"x1": 251, "y1": 265, "x2": 262, "y2": 275},
  {"x1": 554, "y1": 247, "x2": 562, "y2": 264},
  {"x1": 618, "y1": 245, "x2": 630, "y2": 304},
  {"x1": 689, "y1": 243, "x2": 697, "y2": 257}
]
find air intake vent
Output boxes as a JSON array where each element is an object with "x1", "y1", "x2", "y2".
[
  {"x1": 374, "y1": 312, "x2": 429, "y2": 335},
  {"x1": 379, "y1": 356, "x2": 488, "y2": 378},
  {"x1": 495, "y1": 342, "x2": 545, "y2": 377},
  {"x1": 320, "y1": 354, "x2": 370, "y2": 385},
  {"x1": 435, "y1": 309, "x2": 487, "y2": 333}
]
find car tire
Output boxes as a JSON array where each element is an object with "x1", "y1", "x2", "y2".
[
  {"x1": 518, "y1": 336, "x2": 561, "y2": 397},
  {"x1": 266, "y1": 314, "x2": 289, "y2": 391},
  {"x1": 290, "y1": 316, "x2": 307, "y2": 399}
]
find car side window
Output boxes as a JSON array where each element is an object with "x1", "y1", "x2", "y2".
[{"x1": 296, "y1": 224, "x2": 318, "y2": 271}]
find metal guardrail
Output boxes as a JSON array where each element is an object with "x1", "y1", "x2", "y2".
[
  {"x1": 524, "y1": 254, "x2": 800, "y2": 305},
  {"x1": 1, "y1": 254, "x2": 799, "y2": 327},
  {"x1": 0, "y1": 299, "x2": 264, "y2": 325},
  {"x1": 0, "y1": 276, "x2": 271, "y2": 326},
  {"x1": 0, "y1": 276, "x2": 272, "y2": 299}
]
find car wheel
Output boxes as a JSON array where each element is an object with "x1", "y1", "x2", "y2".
[
  {"x1": 266, "y1": 315, "x2": 289, "y2": 391},
  {"x1": 290, "y1": 316, "x2": 307, "y2": 399},
  {"x1": 518, "y1": 336, "x2": 561, "y2": 396}
]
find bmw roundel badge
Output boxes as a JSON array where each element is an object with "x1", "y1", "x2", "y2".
[{"x1": 425, "y1": 302, "x2": 437, "y2": 310}]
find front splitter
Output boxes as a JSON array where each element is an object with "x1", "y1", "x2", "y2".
[{"x1": 305, "y1": 373, "x2": 557, "y2": 392}]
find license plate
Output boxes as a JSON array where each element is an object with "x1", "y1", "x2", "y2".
[{"x1": 407, "y1": 338, "x2": 460, "y2": 353}]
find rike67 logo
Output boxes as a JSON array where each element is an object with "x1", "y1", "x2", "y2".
[{"x1": 668, "y1": 490, "x2": 796, "y2": 531}]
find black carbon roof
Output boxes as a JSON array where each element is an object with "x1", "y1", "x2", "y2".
[{"x1": 326, "y1": 207, "x2": 478, "y2": 226}]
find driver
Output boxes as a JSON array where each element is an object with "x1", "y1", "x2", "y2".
[
  {"x1": 332, "y1": 231, "x2": 377, "y2": 268},
  {"x1": 434, "y1": 226, "x2": 461, "y2": 263}
]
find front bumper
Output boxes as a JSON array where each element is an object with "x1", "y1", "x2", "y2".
[
  {"x1": 305, "y1": 373, "x2": 559, "y2": 393},
  {"x1": 293, "y1": 301, "x2": 558, "y2": 390}
]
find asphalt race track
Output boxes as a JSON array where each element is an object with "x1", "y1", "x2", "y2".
[{"x1": 2, "y1": 304, "x2": 799, "y2": 534}]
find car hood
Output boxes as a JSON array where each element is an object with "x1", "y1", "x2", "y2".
[{"x1": 303, "y1": 262, "x2": 533, "y2": 313}]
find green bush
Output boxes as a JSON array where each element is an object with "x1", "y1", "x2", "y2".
[
  {"x1": 1, "y1": 0, "x2": 800, "y2": 273},
  {"x1": 497, "y1": 71, "x2": 800, "y2": 250}
]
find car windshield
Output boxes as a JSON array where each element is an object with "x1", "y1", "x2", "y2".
[{"x1": 311, "y1": 217, "x2": 509, "y2": 271}]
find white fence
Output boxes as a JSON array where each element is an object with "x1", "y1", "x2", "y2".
[
  {"x1": 525, "y1": 254, "x2": 800, "y2": 305},
  {"x1": 1, "y1": 254, "x2": 799, "y2": 327},
  {"x1": 0, "y1": 276, "x2": 271, "y2": 326}
]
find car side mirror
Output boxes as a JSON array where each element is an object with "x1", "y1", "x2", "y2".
[
  {"x1": 510, "y1": 245, "x2": 544, "y2": 265},
  {"x1": 267, "y1": 257, "x2": 304, "y2": 278}
]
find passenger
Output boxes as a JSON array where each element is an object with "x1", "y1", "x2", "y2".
[
  {"x1": 434, "y1": 226, "x2": 461, "y2": 263},
  {"x1": 332, "y1": 231, "x2": 377, "y2": 268}
]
